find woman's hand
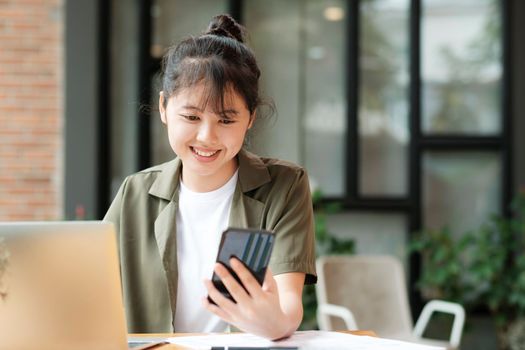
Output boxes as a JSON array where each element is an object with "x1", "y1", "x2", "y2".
[{"x1": 202, "y1": 257, "x2": 305, "y2": 340}]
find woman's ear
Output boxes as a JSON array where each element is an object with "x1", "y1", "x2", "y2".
[
  {"x1": 159, "y1": 91, "x2": 167, "y2": 125},
  {"x1": 248, "y1": 112, "x2": 256, "y2": 129}
]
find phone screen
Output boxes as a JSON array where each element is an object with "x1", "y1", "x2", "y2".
[{"x1": 209, "y1": 228, "x2": 275, "y2": 303}]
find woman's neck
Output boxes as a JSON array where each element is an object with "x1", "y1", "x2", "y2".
[{"x1": 181, "y1": 160, "x2": 239, "y2": 193}]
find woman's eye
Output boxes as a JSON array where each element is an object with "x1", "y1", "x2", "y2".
[
  {"x1": 220, "y1": 119, "x2": 235, "y2": 125},
  {"x1": 181, "y1": 115, "x2": 199, "y2": 121}
]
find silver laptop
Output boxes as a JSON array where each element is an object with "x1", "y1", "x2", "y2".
[{"x1": 0, "y1": 221, "x2": 164, "y2": 350}]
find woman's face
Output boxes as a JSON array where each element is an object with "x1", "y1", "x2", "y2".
[{"x1": 159, "y1": 84, "x2": 254, "y2": 192}]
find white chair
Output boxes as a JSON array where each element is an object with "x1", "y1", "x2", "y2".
[{"x1": 316, "y1": 255, "x2": 466, "y2": 350}]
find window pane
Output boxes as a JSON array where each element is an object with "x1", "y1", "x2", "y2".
[
  {"x1": 423, "y1": 152, "x2": 501, "y2": 238},
  {"x1": 302, "y1": 0, "x2": 347, "y2": 196},
  {"x1": 421, "y1": 0, "x2": 502, "y2": 135},
  {"x1": 326, "y1": 212, "x2": 408, "y2": 269},
  {"x1": 358, "y1": 0, "x2": 410, "y2": 196},
  {"x1": 244, "y1": 0, "x2": 347, "y2": 197},
  {"x1": 243, "y1": 0, "x2": 303, "y2": 164},
  {"x1": 151, "y1": 0, "x2": 227, "y2": 58}
]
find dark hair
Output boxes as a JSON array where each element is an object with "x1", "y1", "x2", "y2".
[{"x1": 161, "y1": 14, "x2": 262, "y2": 116}]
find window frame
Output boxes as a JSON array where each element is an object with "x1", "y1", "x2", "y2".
[{"x1": 133, "y1": 0, "x2": 513, "y2": 312}]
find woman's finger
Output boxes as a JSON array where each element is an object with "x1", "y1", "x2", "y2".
[
  {"x1": 201, "y1": 296, "x2": 233, "y2": 324},
  {"x1": 203, "y1": 277, "x2": 238, "y2": 314},
  {"x1": 212, "y1": 263, "x2": 251, "y2": 305},
  {"x1": 261, "y1": 267, "x2": 277, "y2": 292},
  {"x1": 229, "y1": 257, "x2": 263, "y2": 298}
]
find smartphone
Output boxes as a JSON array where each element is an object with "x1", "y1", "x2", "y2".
[{"x1": 209, "y1": 227, "x2": 275, "y2": 304}]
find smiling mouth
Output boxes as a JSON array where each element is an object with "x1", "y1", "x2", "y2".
[{"x1": 191, "y1": 146, "x2": 219, "y2": 158}]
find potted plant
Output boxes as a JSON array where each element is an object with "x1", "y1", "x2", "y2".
[
  {"x1": 409, "y1": 226, "x2": 474, "y2": 304},
  {"x1": 411, "y1": 191, "x2": 525, "y2": 350},
  {"x1": 468, "y1": 192, "x2": 525, "y2": 349}
]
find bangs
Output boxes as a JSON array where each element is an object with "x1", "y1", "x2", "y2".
[{"x1": 174, "y1": 57, "x2": 248, "y2": 116}]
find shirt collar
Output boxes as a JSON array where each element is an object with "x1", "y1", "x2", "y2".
[
  {"x1": 147, "y1": 157, "x2": 182, "y2": 201},
  {"x1": 148, "y1": 148, "x2": 271, "y2": 201}
]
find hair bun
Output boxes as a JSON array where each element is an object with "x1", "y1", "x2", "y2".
[{"x1": 205, "y1": 14, "x2": 245, "y2": 43}]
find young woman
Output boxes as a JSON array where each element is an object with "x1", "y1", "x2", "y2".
[{"x1": 104, "y1": 14, "x2": 316, "y2": 340}]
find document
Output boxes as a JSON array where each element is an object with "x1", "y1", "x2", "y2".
[{"x1": 168, "y1": 330, "x2": 445, "y2": 350}]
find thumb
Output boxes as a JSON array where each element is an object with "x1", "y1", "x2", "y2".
[{"x1": 262, "y1": 267, "x2": 277, "y2": 292}]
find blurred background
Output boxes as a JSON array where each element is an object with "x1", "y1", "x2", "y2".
[{"x1": 1, "y1": 0, "x2": 524, "y2": 348}]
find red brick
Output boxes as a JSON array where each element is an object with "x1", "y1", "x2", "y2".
[{"x1": 0, "y1": 0, "x2": 63, "y2": 221}]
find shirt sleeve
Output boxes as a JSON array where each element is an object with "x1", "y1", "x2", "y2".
[{"x1": 268, "y1": 168, "x2": 317, "y2": 284}]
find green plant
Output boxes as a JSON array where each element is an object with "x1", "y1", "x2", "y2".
[
  {"x1": 409, "y1": 226, "x2": 475, "y2": 304},
  {"x1": 300, "y1": 190, "x2": 355, "y2": 330},
  {"x1": 468, "y1": 192, "x2": 525, "y2": 345},
  {"x1": 411, "y1": 191, "x2": 525, "y2": 349}
]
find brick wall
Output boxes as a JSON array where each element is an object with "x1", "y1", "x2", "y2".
[{"x1": 0, "y1": 0, "x2": 63, "y2": 220}]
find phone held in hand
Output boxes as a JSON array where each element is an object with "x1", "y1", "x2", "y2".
[{"x1": 209, "y1": 227, "x2": 275, "y2": 304}]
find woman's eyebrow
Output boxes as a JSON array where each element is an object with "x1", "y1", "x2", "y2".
[
  {"x1": 220, "y1": 109, "x2": 239, "y2": 116},
  {"x1": 180, "y1": 105, "x2": 239, "y2": 116},
  {"x1": 181, "y1": 105, "x2": 203, "y2": 112},
  {"x1": 217, "y1": 110, "x2": 240, "y2": 121}
]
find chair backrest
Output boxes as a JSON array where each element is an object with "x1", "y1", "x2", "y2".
[{"x1": 316, "y1": 255, "x2": 414, "y2": 339}]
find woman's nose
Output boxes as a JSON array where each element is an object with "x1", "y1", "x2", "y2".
[{"x1": 196, "y1": 121, "x2": 218, "y2": 144}]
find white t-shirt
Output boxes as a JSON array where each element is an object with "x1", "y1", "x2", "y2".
[{"x1": 173, "y1": 170, "x2": 238, "y2": 332}]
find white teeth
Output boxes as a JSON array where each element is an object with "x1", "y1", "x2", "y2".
[{"x1": 193, "y1": 147, "x2": 218, "y2": 157}]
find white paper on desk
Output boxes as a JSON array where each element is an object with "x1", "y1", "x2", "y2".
[{"x1": 168, "y1": 330, "x2": 445, "y2": 350}]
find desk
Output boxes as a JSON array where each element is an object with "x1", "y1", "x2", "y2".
[{"x1": 131, "y1": 331, "x2": 377, "y2": 350}]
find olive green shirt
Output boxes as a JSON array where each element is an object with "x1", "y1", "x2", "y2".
[{"x1": 104, "y1": 149, "x2": 317, "y2": 333}]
